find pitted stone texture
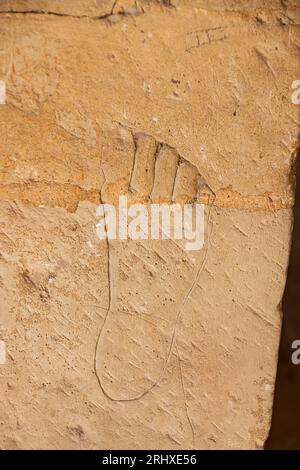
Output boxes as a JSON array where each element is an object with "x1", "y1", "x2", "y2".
[{"x1": 0, "y1": 0, "x2": 299, "y2": 450}]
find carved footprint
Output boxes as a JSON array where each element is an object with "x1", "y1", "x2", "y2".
[{"x1": 95, "y1": 124, "x2": 214, "y2": 401}]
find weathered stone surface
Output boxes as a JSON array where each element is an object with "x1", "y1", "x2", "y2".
[{"x1": 0, "y1": 0, "x2": 299, "y2": 449}]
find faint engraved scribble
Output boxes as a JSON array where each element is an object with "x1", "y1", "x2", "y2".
[{"x1": 185, "y1": 27, "x2": 228, "y2": 52}]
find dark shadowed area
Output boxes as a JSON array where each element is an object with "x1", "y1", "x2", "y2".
[{"x1": 266, "y1": 151, "x2": 300, "y2": 449}]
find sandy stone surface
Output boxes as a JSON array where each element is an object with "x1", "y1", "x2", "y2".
[{"x1": 0, "y1": 0, "x2": 299, "y2": 449}]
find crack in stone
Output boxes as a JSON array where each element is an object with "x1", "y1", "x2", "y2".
[
  {"x1": 0, "y1": 3, "x2": 289, "y2": 22},
  {"x1": 0, "y1": 6, "x2": 143, "y2": 22},
  {"x1": 0, "y1": 181, "x2": 294, "y2": 213}
]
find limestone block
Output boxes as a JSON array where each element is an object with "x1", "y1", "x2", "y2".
[{"x1": 0, "y1": 0, "x2": 299, "y2": 449}]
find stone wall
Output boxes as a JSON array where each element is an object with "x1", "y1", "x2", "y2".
[{"x1": 0, "y1": 0, "x2": 299, "y2": 449}]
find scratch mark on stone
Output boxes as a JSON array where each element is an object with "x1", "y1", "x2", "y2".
[{"x1": 176, "y1": 342, "x2": 195, "y2": 450}]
